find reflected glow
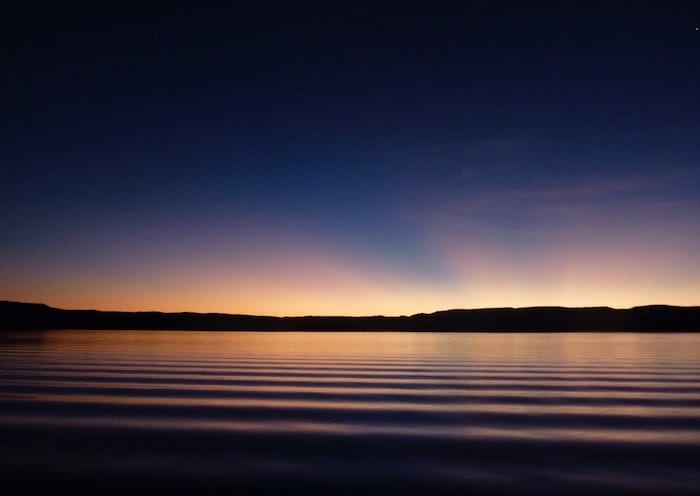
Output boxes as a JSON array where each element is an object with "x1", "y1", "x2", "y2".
[
  {"x1": 4, "y1": 329, "x2": 700, "y2": 363},
  {"x1": 2, "y1": 330, "x2": 699, "y2": 494}
]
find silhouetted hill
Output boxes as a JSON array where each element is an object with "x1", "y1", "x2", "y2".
[{"x1": 1, "y1": 301, "x2": 699, "y2": 332}]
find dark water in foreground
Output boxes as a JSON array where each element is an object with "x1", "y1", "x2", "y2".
[{"x1": 1, "y1": 331, "x2": 699, "y2": 495}]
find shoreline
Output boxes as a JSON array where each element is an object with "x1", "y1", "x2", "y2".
[{"x1": 3, "y1": 301, "x2": 699, "y2": 332}]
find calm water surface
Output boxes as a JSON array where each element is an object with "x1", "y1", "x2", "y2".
[{"x1": 1, "y1": 331, "x2": 699, "y2": 494}]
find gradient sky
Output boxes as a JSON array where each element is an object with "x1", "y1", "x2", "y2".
[{"x1": 2, "y1": 2, "x2": 699, "y2": 315}]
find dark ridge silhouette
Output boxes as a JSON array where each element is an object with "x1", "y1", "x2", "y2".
[{"x1": 1, "y1": 301, "x2": 699, "y2": 332}]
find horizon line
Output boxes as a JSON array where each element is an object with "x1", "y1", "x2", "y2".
[{"x1": 3, "y1": 300, "x2": 698, "y2": 320}]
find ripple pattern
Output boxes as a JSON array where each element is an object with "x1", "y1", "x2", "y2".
[{"x1": 1, "y1": 331, "x2": 699, "y2": 495}]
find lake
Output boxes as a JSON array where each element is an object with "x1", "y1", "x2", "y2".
[{"x1": 1, "y1": 330, "x2": 699, "y2": 495}]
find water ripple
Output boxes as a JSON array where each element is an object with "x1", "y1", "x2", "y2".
[{"x1": 1, "y1": 330, "x2": 698, "y2": 495}]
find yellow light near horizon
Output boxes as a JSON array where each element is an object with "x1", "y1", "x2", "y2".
[
  {"x1": 3, "y1": 269, "x2": 698, "y2": 317},
  {"x1": 2, "y1": 225, "x2": 698, "y2": 315}
]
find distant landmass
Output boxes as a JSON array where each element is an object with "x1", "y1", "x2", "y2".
[{"x1": 1, "y1": 301, "x2": 699, "y2": 332}]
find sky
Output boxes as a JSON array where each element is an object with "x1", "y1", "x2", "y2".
[{"x1": 2, "y1": 2, "x2": 699, "y2": 315}]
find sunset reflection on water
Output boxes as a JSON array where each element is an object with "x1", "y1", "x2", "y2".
[{"x1": 1, "y1": 330, "x2": 699, "y2": 495}]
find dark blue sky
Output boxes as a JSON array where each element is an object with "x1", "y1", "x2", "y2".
[{"x1": 3, "y1": 2, "x2": 699, "y2": 314}]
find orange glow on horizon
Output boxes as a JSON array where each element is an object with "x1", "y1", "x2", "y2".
[
  {"x1": 2, "y1": 239, "x2": 698, "y2": 316},
  {"x1": 2, "y1": 212, "x2": 698, "y2": 316}
]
